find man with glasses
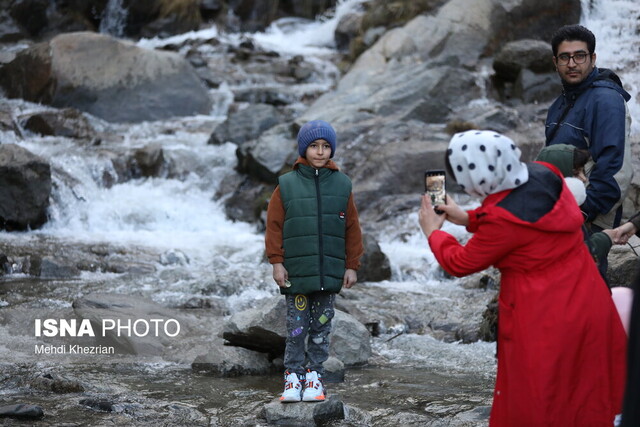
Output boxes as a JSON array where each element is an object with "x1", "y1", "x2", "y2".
[{"x1": 545, "y1": 25, "x2": 633, "y2": 236}]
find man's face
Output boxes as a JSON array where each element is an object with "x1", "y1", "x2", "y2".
[{"x1": 553, "y1": 40, "x2": 596, "y2": 85}]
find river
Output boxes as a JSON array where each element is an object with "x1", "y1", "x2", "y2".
[{"x1": 0, "y1": 0, "x2": 637, "y2": 425}]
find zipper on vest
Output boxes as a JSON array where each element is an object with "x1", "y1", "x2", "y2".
[{"x1": 315, "y1": 168, "x2": 324, "y2": 290}]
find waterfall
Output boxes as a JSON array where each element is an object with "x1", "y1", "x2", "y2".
[
  {"x1": 99, "y1": 0, "x2": 128, "y2": 38},
  {"x1": 581, "y1": 0, "x2": 640, "y2": 133}
]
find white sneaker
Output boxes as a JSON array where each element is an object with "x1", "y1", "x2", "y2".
[
  {"x1": 302, "y1": 370, "x2": 325, "y2": 402},
  {"x1": 280, "y1": 371, "x2": 302, "y2": 402}
]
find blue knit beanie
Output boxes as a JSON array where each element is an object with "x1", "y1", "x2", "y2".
[{"x1": 297, "y1": 120, "x2": 337, "y2": 158}]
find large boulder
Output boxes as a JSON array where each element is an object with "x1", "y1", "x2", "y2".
[
  {"x1": 0, "y1": 32, "x2": 212, "y2": 123},
  {"x1": 208, "y1": 103, "x2": 284, "y2": 146},
  {"x1": 0, "y1": 144, "x2": 51, "y2": 231},
  {"x1": 223, "y1": 296, "x2": 371, "y2": 366}
]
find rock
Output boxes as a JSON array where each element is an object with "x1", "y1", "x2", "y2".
[
  {"x1": 237, "y1": 123, "x2": 297, "y2": 184},
  {"x1": 493, "y1": 39, "x2": 555, "y2": 82},
  {"x1": 133, "y1": 145, "x2": 165, "y2": 178},
  {"x1": 79, "y1": 398, "x2": 114, "y2": 412},
  {"x1": 125, "y1": 0, "x2": 201, "y2": 39},
  {"x1": 262, "y1": 398, "x2": 345, "y2": 426},
  {"x1": 0, "y1": 32, "x2": 212, "y2": 123},
  {"x1": 513, "y1": 70, "x2": 560, "y2": 104},
  {"x1": 28, "y1": 256, "x2": 81, "y2": 279},
  {"x1": 359, "y1": 233, "x2": 392, "y2": 282},
  {"x1": 313, "y1": 398, "x2": 346, "y2": 424},
  {"x1": 208, "y1": 103, "x2": 283, "y2": 146},
  {"x1": 607, "y1": 243, "x2": 640, "y2": 287},
  {"x1": 222, "y1": 297, "x2": 287, "y2": 355},
  {"x1": 335, "y1": 11, "x2": 364, "y2": 52},
  {"x1": 72, "y1": 293, "x2": 193, "y2": 356},
  {"x1": 330, "y1": 310, "x2": 371, "y2": 366},
  {"x1": 0, "y1": 143, "x2": 51, "y2": 231},
  {"x1": 20, "y1": 108, "x2": 97, "y2": 140},
  {"x1": 191, "y1": 345, "x2": 272, "y2": 377},
  {"x1": 323, "y1": 357, "x2": 345, "y2": 383},
  {"x1": 30, "y1": 373, "x2": 85, "y2": 393},
  {"x1": 223, "y1": 177, "x2": 273, "y2": 223},
  {"x1": 0, "y1": 403, "x2": 44, "y2": 419},
  {"x1": 223, "y1": 296, "x2": 371, "y2": 366}
]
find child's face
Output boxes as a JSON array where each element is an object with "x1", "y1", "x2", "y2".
[{"x1": 305, "y1": 139, "x2": 332, "y2": 169}]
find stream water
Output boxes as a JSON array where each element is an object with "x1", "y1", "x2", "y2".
[{"x1": 0, "y1": 0, "x2": 638, "y2": 425}]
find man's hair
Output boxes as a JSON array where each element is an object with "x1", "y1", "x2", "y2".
[{"x1": 551, "y1": 25, "x2": 596, "y2": 56}]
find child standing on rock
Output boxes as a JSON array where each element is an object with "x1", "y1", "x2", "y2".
[{"x1": 265, "y1": 120, "x2": 364, "y2": 402}]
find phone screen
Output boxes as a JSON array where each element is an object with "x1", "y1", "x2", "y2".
[{"x1": 425, "y1": 170, "x2": 446, "y2": 210}]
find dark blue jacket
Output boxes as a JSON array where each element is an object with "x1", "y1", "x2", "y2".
[{"x1": 545, "y1": 67, "x2": 632, "y2": 228}]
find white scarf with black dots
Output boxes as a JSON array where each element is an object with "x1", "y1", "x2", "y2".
[{"x1": 447, "y1": 130, "x2": 529, "y2": 198}]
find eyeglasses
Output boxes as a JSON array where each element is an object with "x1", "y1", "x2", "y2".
[{"x1": 556, "y1": 52, "x2": 591, "y2": 66}]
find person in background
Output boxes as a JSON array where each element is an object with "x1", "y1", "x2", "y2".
[
  {"x1": 265, "y1": 120, "x2": 364, "y2": 403},
  {"x1": 545, "y1": 25, "x2": 633, "y2": 233},
  {"x1": 419, "y1": 130, "x2": 626, "y2": 426}
]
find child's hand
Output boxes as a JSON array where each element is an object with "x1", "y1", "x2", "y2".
[
  {"x1": 272, "y1": 263, "x2": 289, "y2": 288},
  {"x1": 343, "y1": 269, "x2": 357, "y2": 289}
]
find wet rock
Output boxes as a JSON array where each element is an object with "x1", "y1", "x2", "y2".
[
  {"x1": 208, "y1": 103, "x2": 284, "y2": 146},
  {"x1": 222, "y1": 296, "x2": 287, "y2": 355},
  {"x1": 223, "y1": 296, "x2": 371, "y2": 366},
  {"x1": 191, "y1": 345, "x2": 272, "y2": 377},
  {"x1": 8, "y1": 0, "x2": 49, "y2": 37},
  {"x1": 478, "y1": 294, "x2": 498, "y2": 342},
  {"x1": 322, "y1": 357, "x2": 345, "y2": 383},
  {"x1": 223, "y1": 177, "x2": 273, "y2": 223},
  {"x1": 236, "y1": 123, "x2": 297, "y2": 184},
  {"x1": 28, "y1": 256, "x2": 81, "y2": 279},
  {"x1": 159, "y1": 249, "x2": 190, "y2": 266},
  {"x1": 124, "y1": 0, "x2": 201, "y2": 39},
  {"x1": 19, "y1": 108, "x2": 97, "y2": 139},
  {"x1": 72, "y1": 293, "x2": 193, "y2": 357},
  {"x1": 0, "y1": 32, "x2": 212, "y2": 123},
  {"x1": 358, "y1": 233, "x2": 392, "y2": 282},
  {"x1": 262, "y1": 398, "x2": 345, "y2": 426},
  {"x1": 0, "y1": 143, "x2": 51, "y2": 231},
  {"x1": 133, "y1": 145, "x2": 166, "y2": 178},
  {"x1": 79, "y1": 398, "x2": 114, "y2": 412},
  {"x1": 335, "y1": 11, "x2": 364, "y2": 53},
  {"x1": 0, "y1": 8, "x2": 28, "y2": 42},
  {"x1": 0, "y1": 403, "x2": 44, "y2": 419},
  {"x1": 30, "y1": 373, "x2": 85, "y2": 393},
  {"x1": 0, "y1": 103, "x2": 19, "y2": 133}
]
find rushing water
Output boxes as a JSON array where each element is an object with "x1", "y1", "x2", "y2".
[{"x1": 0, "y1": 0, "x2": 638, "y2": 424}]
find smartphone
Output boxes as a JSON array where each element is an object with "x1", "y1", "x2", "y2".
[{"x1": 425, "y1": 170, "x2": 446, "y2": 214}]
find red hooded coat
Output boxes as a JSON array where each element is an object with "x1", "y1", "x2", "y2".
[{"x1": 428, "y1": 162, "x2": 626, "y2": 426}]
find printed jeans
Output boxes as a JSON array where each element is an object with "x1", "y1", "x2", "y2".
[{"x1": 283, "y1": 292, "x2": 335, "y2": 376}]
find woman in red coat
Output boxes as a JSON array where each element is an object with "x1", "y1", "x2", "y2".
[{"x1": 419, "y1": 130, "x2": 626, "y2": 426}]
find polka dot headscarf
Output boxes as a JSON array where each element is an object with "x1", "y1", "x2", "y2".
[{"x1": 447, "y1": 130, "x2": 529, "y2": 198}]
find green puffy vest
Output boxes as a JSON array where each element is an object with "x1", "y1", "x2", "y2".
[{"x1": 278, "y1": 164, "x2": 352, "y2": 295}]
